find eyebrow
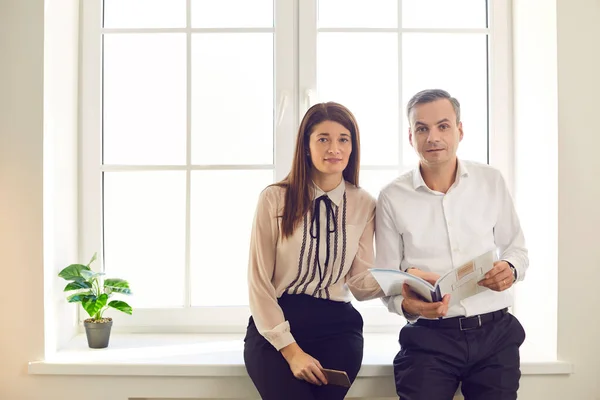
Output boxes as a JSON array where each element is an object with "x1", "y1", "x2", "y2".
[
  {"x1": 316, "y1": 132, "x2": 351, "y2": 137},
  {"x1": 414, "y1": 118, "x2": 451, "y2": 126}
]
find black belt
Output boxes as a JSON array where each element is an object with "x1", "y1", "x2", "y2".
[{"x1": 412, "y1": 308, "x2": 508, "y2": 331}]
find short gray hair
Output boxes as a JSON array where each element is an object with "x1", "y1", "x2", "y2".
[{"x1": 406, "y1": 89, "x2": 461, "y2": 124}]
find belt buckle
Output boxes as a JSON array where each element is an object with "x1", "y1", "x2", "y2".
[{"x1": 459, "y1": 314, "x2": 482, "y2": 331}]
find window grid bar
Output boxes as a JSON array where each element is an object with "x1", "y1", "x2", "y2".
[
  {"x1": 398, "y1": 0, "x2": 404, "y2": 176},
  {"x1": 100, "y1": 165, "x2": 276, "y2": 171},
  {"x1": 485, "y1": 0, "x2": 491, "y2": 166},
  {"x1": 100, "y1": 164, "x2": 404, "y2": 171},
  {"x1": 101, "y1": 27, "x2": 274, "y2": 34},
  {"x1": 100, "y1": 3, "x2": 106, "y2": 276},
  {"x1": 317, "y1": 27, "x2": 490, "y2": 34},
  {"x1": 184, "y1": 0, "x2": 192, "y2": 309},
  {"x1": 361, "y1": 165, "x2": 405, "y2": 170}
]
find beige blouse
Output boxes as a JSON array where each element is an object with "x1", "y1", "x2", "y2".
[{"x1": 247, "y1": 179, "x2": 384, "y2": 350}]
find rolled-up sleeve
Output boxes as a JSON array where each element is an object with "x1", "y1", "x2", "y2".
[
  {"x1": 494, "y1": 173, "x2": 529, "y2": 282},
  {"x1": 247, "y1": 188, "x2": 295, "y2": 350},
  {"x1": 346, "y1": 200, "x2": 385, "y2": 301}
]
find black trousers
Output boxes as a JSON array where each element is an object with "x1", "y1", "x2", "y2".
[
  {"x1": 244, "y1": 294, "x2": 364, "y2": 400},
  {"x1": 394, "y1": 309, "x2": 526, "y2": 400}
]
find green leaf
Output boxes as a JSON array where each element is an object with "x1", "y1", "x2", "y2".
[
  {"x1": 82, "y1": 293, "x2": 108, "y2": 318},
  {"x1": 64, "y1": 281, "x2": 92, "y2": 292},
  {"x1": 104, "y1": 279, "x2": 131, "y2": 295},
  {"x1": 80, "y1": 269, "x2": 104, "y2": 281},
  {"x1": 67, "y1": 291, "x2": 93, "y2": 303},
  {"x1": 87, "y1": 252, "x2": 98, "y2": 267},
  {"x1": 107, "y1": 287, "x2": 132, "y2": 295},
  {"x1": 108, "y1": 300, "x2": 133, "y2": 315},
  {"x1": 58, "y1": 264, "x2": 91, "y2": 281},
  {"x1": 104, "y1": 278, "x2": 129, "y2": 288}
]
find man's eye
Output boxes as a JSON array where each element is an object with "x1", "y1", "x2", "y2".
[
  {"x1": 416, "y1": 127, "x2": 428, "y2": 133},
  {"x1": 440, "y1": 124, "x2": 450, "y2": 130}
]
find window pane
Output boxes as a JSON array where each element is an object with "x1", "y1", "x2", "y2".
[
  {"x1": 402, "y1": 0, "x2": 487, "y2": 29},
  {"x1": 104, "y1": 171, "x2": 186, "y2": 308},
  {"x1": 104, "y1": 34, "x2": 186, "y2": 165},
  {"x1": 402, "y1": 33, "x2": 488, "y2": 164},
  {"x1": 318, "y1": 0, "x2": 397, "y2": 28},
  {"x1": 191, "y1": 0, "x2": 273, "y2": 28},
  {"x1": 191, "y1": 34, "x2": 273, "y2": 165},
  {"x1": 190, "y1": 170, "x2": 273, "y2": 306},
  {"x1": 354, "y1": 169, "x2": 400, "y2": 309},
  {"x1": 103, "y1": 0, "x2": 186, "y2": 29},
  {"x1": 403, "y1": 135, "x2": 420, "y2": 168},
  {"x1": 318, "y1": 33, "x2": 399, "y2": 166},
  {"x1": 359, "y1": 169, "x2": 401, "y2": 199}
]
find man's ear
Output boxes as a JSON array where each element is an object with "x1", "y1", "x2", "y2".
[
  {"x1": 409, "y1": 130, "x2": 414, "y2": 147},
  {"x1": 458, "y1": 122, "x2": 464, "y2": 142}
]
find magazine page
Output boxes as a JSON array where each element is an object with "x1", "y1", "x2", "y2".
[
  {"x1": 436, "y1": 250, "x2": 495, "y2": 306},
  {"x1": 369, "y1": 269, "x2": 435, "y2": 301}
]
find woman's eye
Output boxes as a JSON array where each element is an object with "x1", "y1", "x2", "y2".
[
  {"x1": 340, "y1": 138, "x2": 349, "y2": 143},
  {"x1": 318, "y1": 138, "x2": 327, "y2": 142}
]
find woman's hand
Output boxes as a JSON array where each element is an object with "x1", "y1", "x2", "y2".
[{"x1": 280, "y1": 343, "x2": 328, "y2": 385}]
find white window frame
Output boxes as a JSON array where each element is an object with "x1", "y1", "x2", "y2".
[{"x1": 80, "y1": 0, "x2": 513, "y2": 333}]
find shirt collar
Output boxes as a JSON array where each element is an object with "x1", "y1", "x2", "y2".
[
  {"x1": 312, "y1": 179, "x2": 345, "y2": 206},
  {"x1": 412, "y1": 159, "x2": 470, "y2": 190}
]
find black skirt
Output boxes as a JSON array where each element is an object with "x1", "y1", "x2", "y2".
[{"x1": 244, "y1": 293, "x2": 364, "y2": 400}]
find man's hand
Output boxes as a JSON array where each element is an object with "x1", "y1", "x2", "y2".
[
  {"x1": 406, "y1": 267, "x2": 440, "y2": 286},
  {"x1": 478, "y1": 261, "x2": 514, "y2": 291},
  {"x1": 401, "y1": 283, "x2": 450, "y2": 319},
  {"x1": 280, "y1": 343, "x2": 328, "y2": 386}
]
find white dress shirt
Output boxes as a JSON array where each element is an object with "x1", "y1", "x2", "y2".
[{"x1": 375, "y1": 159, "x2": 528, "y2": 319}]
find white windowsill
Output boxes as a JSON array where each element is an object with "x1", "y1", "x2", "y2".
[{"x1": 28, "y1": 333, "x2": 572, "y2": 377}]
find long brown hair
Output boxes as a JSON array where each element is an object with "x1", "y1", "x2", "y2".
[{"x1": 274, "y1": 102, "x2": 361, "y2": 239}]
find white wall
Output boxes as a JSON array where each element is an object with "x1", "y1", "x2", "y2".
[
  {"x1": 42, "y1": 0, "x2": 80, "y2": 358},
  {"x1": 0, "y1": 0, "x2": 599, "y2": 399},
  {"x1": 552, "y1": 0, "x2": 600, "y2": 397}
]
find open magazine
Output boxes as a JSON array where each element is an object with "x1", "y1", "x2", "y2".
[{"x1": 370, "y1": 251, "x2": 495, "y2": 306}]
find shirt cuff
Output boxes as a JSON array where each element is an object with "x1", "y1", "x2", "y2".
[
  {"x1": 388, "y1": 295, "x2": 420, "y2": 322},
  {"x1": 503, "y1": 259, "x2": 520, "y2": 282},
  {"x1": 261, "y1": 321, "x2": 296, "y2": 351}
]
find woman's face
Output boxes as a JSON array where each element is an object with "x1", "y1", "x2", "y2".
[{"x1": 308, "y1": 120, "x2": 353, "y2": 178}]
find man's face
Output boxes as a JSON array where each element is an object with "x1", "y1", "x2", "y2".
[{"x1": 409, "y1": 99, "x2": 463, "y2": 168}]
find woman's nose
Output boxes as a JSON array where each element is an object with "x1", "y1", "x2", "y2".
[{"x1": 328, "y1": 144, "x2": 340, "y2": 154}]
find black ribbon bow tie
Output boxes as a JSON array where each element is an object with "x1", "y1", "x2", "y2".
[{"x1": 310, "y1": 195, "x2": 337, "y2": 287}]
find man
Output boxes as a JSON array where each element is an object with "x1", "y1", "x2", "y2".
[{"x1": 375, "y1": 89, "x2": 528, "y2": 400}]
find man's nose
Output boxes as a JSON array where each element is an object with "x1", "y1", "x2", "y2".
[{"x1": 427, "y1": 128, "x2": 442, "y2": 142}]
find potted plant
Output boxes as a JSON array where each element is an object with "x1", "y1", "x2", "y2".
[{"x1": 57, "y1": 252, "x2": 133, "y2": 349}]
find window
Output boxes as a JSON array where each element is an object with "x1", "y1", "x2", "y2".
[{"x1": 80, "y1": 0, "x2": 512, "y2": 331}]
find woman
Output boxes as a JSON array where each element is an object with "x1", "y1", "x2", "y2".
[{"x1": 243, "y1": 102, "x2": 384, "y2": 400}]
